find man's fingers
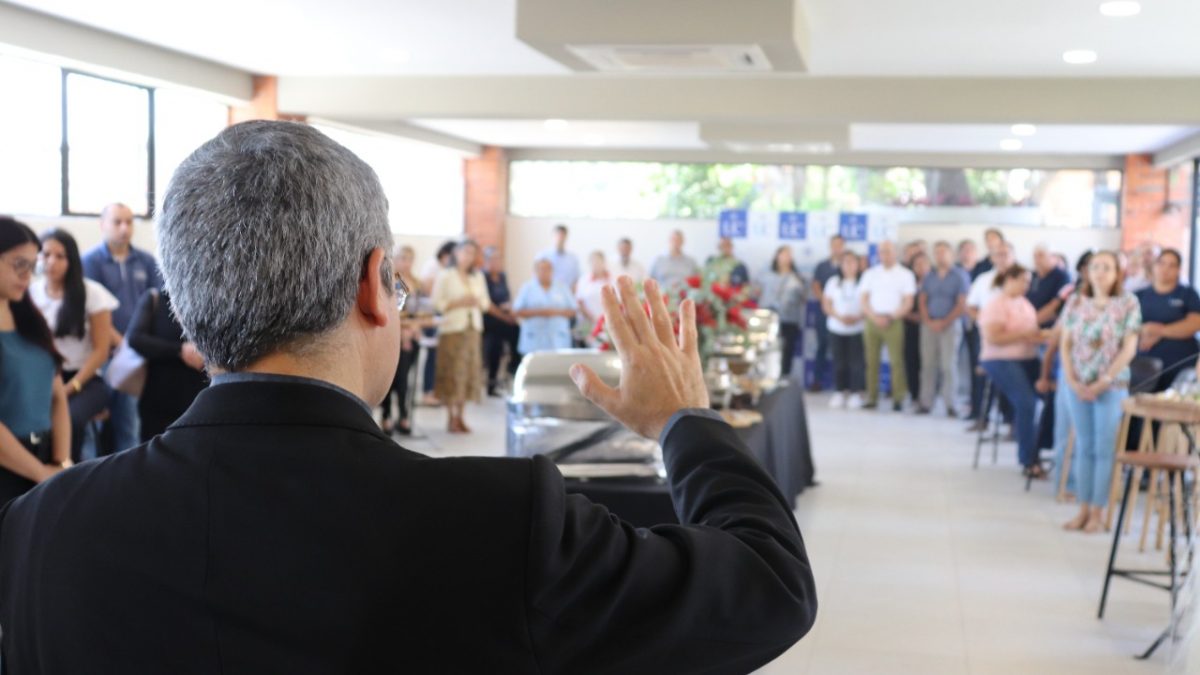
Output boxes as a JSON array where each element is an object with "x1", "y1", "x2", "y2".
[
  {"x1": 617, "y1": 276, "x2": 652, "y2": 344},
  {"x1": 679, "y1": 299, "x2": 698, "y2": 354},
  {"x1": 643, "y1": 279, "x2": 676, "y2": 348},
  {"x1": 600, "y1": 284, "x2": 636, "y2": 352},
  {"x1": 570, "y1": 364, "x2": 620, "y2": 417}
]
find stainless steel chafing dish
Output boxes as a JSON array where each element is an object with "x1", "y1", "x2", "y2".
[
  {"x1": 705, "y1": 309, "x2": 784, "y2": 405},
  {"x1": 507, "y1": 350, "x2": 665, "y2": 480}
]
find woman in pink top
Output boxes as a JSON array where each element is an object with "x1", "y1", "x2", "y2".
[{"x1": 980, "y1": 264, "x2": 1049, "y2": 478}]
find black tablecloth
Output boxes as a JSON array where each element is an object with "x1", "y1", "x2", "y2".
[{"x1": 564, "y1": 383, "x2": 816, "y2": 527}]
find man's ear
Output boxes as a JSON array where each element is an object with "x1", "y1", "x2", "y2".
[{"x1": 356, "y1": 247, "x2": 391, "y2": 328}]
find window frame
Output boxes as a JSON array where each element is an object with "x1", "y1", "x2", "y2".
[{"x1": 60, "y1": 68, "x2": 157, "y2": 218}]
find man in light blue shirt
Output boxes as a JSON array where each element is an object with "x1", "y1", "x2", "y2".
[
  {"x1": 513, "y1": 258, "x2": 577, "y2": 355},
  {"x1": 538, "y1": 224, "x2": 580, "y2": 293}
]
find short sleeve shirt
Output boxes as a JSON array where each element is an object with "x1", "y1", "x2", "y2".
[
  {"x1": 859, "y1": 264, "x2": 917, "y2": 315},
  {"x1": 1063, "y1": 293, "x2": 1143, "y2": 386},
  {"x1": 979, "y1": 294, "x2": 1039, "y2": 361},
  {"x1": 514, "y1": 281, "x2": 576, "y2": 354},
  {"x1": 921, "y1": 268, "x2": 969, "y2": 319},
  {"x1": 30, "y1": 278, "x2": 119, "y2": 372},
  {"x1": 1135, "y1": 284, "x2": 1200, "y2": 369}
]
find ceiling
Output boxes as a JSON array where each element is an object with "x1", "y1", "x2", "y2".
[{"x1": 5, "y1": 0, "x2": 1200, "y2": 163}]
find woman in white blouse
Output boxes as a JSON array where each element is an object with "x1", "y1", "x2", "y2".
[
  {"x1": 30, "y1": 230, "x2": 117, "y2": 462},
  {"x1": 432, "y1": 240, "x2": 490, "y2": 433}
]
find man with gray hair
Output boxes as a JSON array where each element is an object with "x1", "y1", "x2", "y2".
[{"x1": 0, "y1": 121, "x2": 815, "y2": 672}]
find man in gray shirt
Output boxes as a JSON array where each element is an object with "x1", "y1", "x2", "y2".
[
  {"x1": 650, "y1": 229, "x2": 700, "y2": 291},
  {"x1": 917, "y1": 241, "x2": 969, "y2": 415}
]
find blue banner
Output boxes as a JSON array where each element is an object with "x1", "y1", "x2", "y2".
[
  {"x1": 778, "y1": 212, "x2": 807, "y2": 240},
  {"x1": 838, "y1": 212, "x2": 868, "y2": 241},
  {"x1": 718, "y1": 209, "x2": 748, "y2": 239}
]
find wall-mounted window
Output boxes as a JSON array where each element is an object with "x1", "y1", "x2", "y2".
[
  {"x1": 0, "y1": 52, "x2": 229, "y2": 219},
  {"x1": 509, "y1": 160, "x2": 1123, "y2": 229}
]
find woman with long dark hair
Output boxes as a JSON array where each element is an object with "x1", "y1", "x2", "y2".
[
  {"x1": 127, "y1": 287, "x2": 208, "y2": 441},
  {"x1": 0, "y1": 217, "x2": 70, "y2": 503},
  {"x1": 756, "y1": 245, "x2": 806, "y2": 377},
  {"x1": 821, "y1": 250, "x2": 866, "y2": 408},
  {"x1": 31, "y1": 229, "x2": 117, "y2": 462}
]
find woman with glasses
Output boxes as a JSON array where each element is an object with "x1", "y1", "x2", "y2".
[
  {"x1": 0, "y1": 217, "x2": 70, "y2": 504},
  {"x1": 30, "y1": 229, "x2": 117, "y2": 462},
  {"x1": 431, "y1": 240, "x2": 490, "y2": 434}
]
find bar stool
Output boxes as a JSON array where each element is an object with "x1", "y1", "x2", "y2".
[
  {"x1": 973, "y1": 377, "x2": 1001, "y2": 469},
  {"x1": 1098, "y1": 451, "x2": 1198, "y2": 660}
]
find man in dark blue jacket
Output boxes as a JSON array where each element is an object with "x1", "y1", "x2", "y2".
[{"x1": 0, "y1": 121, "x2": 816, "y2": 673}]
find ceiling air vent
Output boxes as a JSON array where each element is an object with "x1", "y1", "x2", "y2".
[{"x1": 565, "y1": 44, "x2": 772, "y2": 73}]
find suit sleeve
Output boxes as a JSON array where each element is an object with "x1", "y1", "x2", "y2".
[
  {"x1": 524, "y1": 415, "x2": 816, "y2": 674},
  {"x1": 127, "y1": 292, "x2": 181, "y2": 363}
]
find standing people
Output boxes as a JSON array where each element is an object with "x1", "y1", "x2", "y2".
[
  {"x1": 650, "y1": 230, "x2": 700, "y2": 291},
  {"x1": 971, "y1": 228, "x2": 1006, "y2": 278},
  {"x1": 81, "y1": 203, "x2": 162, "y2": 455},
  {"x1": 704, "y1": 237, "x2": 749, "y2": 286},
  {"x1": 978, "y1": 265, "x2": 1045, "y2": 478},
  {"x1": 31, "y1": 229, "x2": 117, "y2": 463},
  {"x1": 384, "y1": 245, "x2": 429, "y2": 431},
  {"x1": 481, "y1": 247, "x2": 520, "y2": 399},
  {"x1": 539, "y1": 224, "x2": 581, "y2": 293},
  {"x1": 514, "y1": 258, "x2": 577, "y2": 356},
  {"x1": 757, "y1": 246, "x2": 807, "y2": 378},
  {"x1": 1027, "y1": 244, "x2": 1070, "y2": 327},
  {"x1": 1135, "y1": 249, "x2": 1200, "y2": 391},
  {"x1": 965, "y1": 243, "x2": 1015, "y2": 429},
  {"x1": 957, "y1": 239, "x2": 980, "y2": 279},
  {"x1": 613, "y1": 237, "x2": 646, "y2": 283},
  {"x1": 575, "y1": 251, "x2": 612, "y2": 340},
  {"x1": 127, "y1": 289, "x2": 208, "y2": 441},
  {"x1": 418, "y1": 241, "x2": 456, "y2": 407},
  {"x1": 1061, "y1": 252, "x2": 1141, "y2": 533},
  {"x1": 822, "y1": 251, "x2": 866, "y2": 409},
  {"x1": 858, "y1": 241, "x2": 917, "y2": 411},
  {"x1": 917, "y1": 241, "x2": 969, "y2": 416},
  {"x1": 432, "y1": 240, "x2": 490, "y2": 434},
  {"x1": 903, "y1": 252, "x2": 931, "y2": 406},
  {"x1": 810, "y1": 235, "x2": 846, "y2": 394},
  {"x1": 0, "y1": 217, "x2": 69, "y2": 504}
]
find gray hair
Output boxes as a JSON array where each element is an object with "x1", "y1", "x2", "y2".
[{"x1": 157, "y1": 121, "x2": 393, "y2": 371}]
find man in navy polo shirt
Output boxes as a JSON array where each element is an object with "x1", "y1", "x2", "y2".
[
  {"x1": 82, "y1": 202, "x2": 163, "y2": 454},
  {"x1": 1027, "y1": 244, "x2": 1070, "y2": 328},
  {"x1": 1136, "y1": 248, "x2": 1200, "y2": 391},
  {"x1": 809, "y1": 234, "x2": 845, "y2": 392}
]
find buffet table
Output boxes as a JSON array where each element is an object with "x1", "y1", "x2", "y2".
[{"x1": 564, "y1": 382, "x2": 816, "y2": 527}]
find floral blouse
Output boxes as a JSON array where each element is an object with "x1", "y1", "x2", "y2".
[{"x1": 1062, "y1": 293, "x2": 1142, "y2": 386}]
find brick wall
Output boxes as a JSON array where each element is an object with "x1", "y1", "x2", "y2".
[
  {"x1": 463, "y1": 146, "x2": 507, "y2": 251},
  {"x1": 1120, "y1": 154, "x2": 1193, "y2": 258}
]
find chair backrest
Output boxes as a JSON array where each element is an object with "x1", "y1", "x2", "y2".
[{"x1": 1129, "y1": 355, "x2": 1165, "y2": 394}]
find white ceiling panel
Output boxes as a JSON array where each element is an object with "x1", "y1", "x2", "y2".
[
  {"x1": 851, "y1": 124, "x2": 1198, "y2": 155},
  {"x1": 410, "y1": 119, "x2": 706, "y2": 149}
]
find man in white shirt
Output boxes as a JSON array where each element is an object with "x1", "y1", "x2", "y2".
[
  {"x1": 858, "y1": 241, "x2": 917, "y2": 411},
  {"x1": 538, "y1": 224, "x2": 580, "y2": 293},
  {"x1": 613, "y1": 238, "x2": 646, "y2": 283}
]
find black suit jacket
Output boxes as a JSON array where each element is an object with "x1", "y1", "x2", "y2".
[{"x1": 0, "y1": 380, "x2": 815, "y2": 673}]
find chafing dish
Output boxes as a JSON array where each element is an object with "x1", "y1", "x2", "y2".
[
  {"x1": 507, "y1": 350, "x2": 665, "y2": 480},
  {"x1": 704, "y1": 309, "x2": 784, "y2": 405}
]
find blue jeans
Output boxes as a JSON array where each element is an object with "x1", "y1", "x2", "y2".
[
  {"x1": 104, "y1": 390, "x2": 141, "y2": 455},
  {"x1": 1051, "y1": 368, "x2": 1077, "y2": 494},
  {"x1": 1064, "y1": 386, "x2": 1127, "y2": 507},
  {"x1": 981, "y1": 359, "x2": 1040, "y2": 467}
]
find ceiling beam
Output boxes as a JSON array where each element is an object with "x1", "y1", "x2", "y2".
[
  {"x1": 278, "y1": 75, "x2": 1200, "y2": 125},
  {"x1": 506, "y1": 147, "x2": 1124, "y2": 170},
  {"x1": 314, "y1": 118, "x2": 483, "y2": 157},
  {"x1": 1152, "y1": 131, "x2": 1200, "y2": 168},
  {"x1": 0, "y1": 2, "x2": 252, "y2": 102}
]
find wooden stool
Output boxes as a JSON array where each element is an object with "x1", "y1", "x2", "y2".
[{"x1": 1099, "y1": 451, "x2": 1199, "y2": 660}]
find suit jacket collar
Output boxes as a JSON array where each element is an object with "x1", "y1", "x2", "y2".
[{"x1": 170, "y1": 379, "x2": 390, "y2": 442}]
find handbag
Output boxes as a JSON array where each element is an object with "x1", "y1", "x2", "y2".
[{"x1": 103, "y1": 291, "x2": 158, "y2": 397}]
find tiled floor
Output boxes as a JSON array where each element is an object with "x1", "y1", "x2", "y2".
[{"x1": 399, "y1": 392, "x2": 1191, "y2": 674}]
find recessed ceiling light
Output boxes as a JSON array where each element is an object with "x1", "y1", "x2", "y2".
[
  {"x1": 379, "y1": 48, "x2": 410, "y2": 64},
  {"x1": 1000, "y1": 138, "x2": 1023, "y2": 151},
  {"x1": 1063, "y1": 49, "x2": 1098, "y2": 65},
  {"x1": 1099, "y1": 1, "x2": 1141, "y2": 17},
  {"x1": 1011, "y1": 124, "x2": 1037, "y2": 136},
  {"x1": 543, "y1": 119, "x2": 570, "y2": 131}
]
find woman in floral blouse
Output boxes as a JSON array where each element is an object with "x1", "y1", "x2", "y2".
[{"x1": 1060, "y1": 251, "x2": 1141, "y2": 534}]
